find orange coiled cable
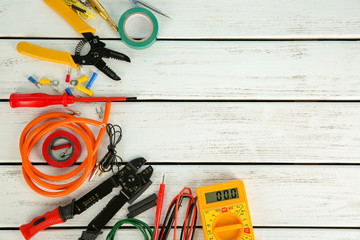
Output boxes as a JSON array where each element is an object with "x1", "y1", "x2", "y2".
[{"x1": 19, "y1": 102, "x2": 111, "y2": 198}]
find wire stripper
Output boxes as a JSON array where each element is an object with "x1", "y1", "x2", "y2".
[
  {"x1": 20, "y1": 158, "x2": 153, "y2": 240},
  {"x1": 17, "y1": 0, "x2": 130, "y2": 80}
]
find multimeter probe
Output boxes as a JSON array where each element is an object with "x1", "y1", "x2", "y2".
[{"x1": 158, "y1": 187, "x2": 197, "y2": 240}]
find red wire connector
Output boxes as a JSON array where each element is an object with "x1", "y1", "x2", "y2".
[{"x1": 65, "y1": 68, "x2": 71, "y2": 83}]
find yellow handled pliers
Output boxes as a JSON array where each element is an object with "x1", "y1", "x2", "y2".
[{"x1": 17, "y1": 0, "x2": 130, "y2": 80}]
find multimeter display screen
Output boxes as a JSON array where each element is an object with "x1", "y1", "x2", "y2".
[{"x1": 205, "y1": 188, "x2": 239, "y2": 203}]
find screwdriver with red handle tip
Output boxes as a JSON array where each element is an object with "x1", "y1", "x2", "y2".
[
  {"x1": 9, "y1": 93, "x2": 136, "y2": 108},
  {"x1": 154, "y1": 175, "x2": 165, "y2": 240}
]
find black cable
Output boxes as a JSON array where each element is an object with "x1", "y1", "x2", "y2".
[
  {"x1": 159, "y1": 196, "x2": 182, "y2": 240},
  {"x1": 158, "y1": 195, "x2": 197, "y2": 240},
  {"x1": 182, "y1": 197, "x2": 197, "y2": 240},
  {"x1": 98, "y1": 123, "x2": 123, "y2": 174}
]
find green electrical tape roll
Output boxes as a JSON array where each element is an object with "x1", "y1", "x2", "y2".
[{"x1": 118, "y1": 7, "x2": 158, "y2": 50}]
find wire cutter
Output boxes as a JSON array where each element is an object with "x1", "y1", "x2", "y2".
[
  {"x1": 17, "y1": 0, "x2": 130, "y2": 80},
  {"x1": 20, "y1": 158, "x2": 153, "y2": 240}
]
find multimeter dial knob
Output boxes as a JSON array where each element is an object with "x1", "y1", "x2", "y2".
[{"x1": 212, "y1": 212, "x2": 244, "y2": 240}]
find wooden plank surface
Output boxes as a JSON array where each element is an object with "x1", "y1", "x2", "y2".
[
  {"x1": 1, "y1": 0, "x2": 360, "y2": 39},
  {"x1": 1, "y1": 0, "x2": 359, "y2": 238},
  {"x1": 1, "y1": 165, "x2": 360, "y2": 227},
  {"x1": 2, "y1": 228, "x2": 360, "y2": 240},
  {"x1": 2, "y1": 40, "x2": 360, "y2": 100},
  {"x1": 2, "y1": 102, "x2": 360, "y2": 163}
]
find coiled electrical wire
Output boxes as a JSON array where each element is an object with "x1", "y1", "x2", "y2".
[
  {"x1": 107, "y1": 218, "x2": 154, "y2": 240},
  {"x1": 98, "y1": 123, "x2": 123, "y2": 173},
  {"x1": 19, "y1": 102, "x2": 111, "y2": 198}
]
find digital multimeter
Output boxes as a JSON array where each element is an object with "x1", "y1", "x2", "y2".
[{"x1": 196, "y1": 180, "x2": 255, "y2": 240}]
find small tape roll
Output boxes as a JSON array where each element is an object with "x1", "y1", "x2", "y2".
[
  {"x1": 118, "y1": 7, "x2": 158, "y2": 50},
  {"x1": 42, "y1": 130, "x2": 81, "y2": 168}
]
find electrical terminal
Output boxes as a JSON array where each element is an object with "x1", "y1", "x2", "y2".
[{"x1": 28, "y1": 76, "x2": 41, "y2": 89}]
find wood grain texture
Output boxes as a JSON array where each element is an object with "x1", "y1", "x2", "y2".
[
  {"x1": 1, "y1": 0, "x2": 359, "y2": 238},
  {"x1": 2, "y1": 102, "x2": 360, "y2": 163},
  {"x1": 2, "y1": 228, "x2": 360, "y2": 240},
  {"x1": 1, "y1": 165, "x2": 359, "y2": 227},
  {"x1": 1, "y1": 0, "x2": 360, "y2": 39},
  {"x1": 3, "y1": 40, "x2": 360, "y2": 100}
]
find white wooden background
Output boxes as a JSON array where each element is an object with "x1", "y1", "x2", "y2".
[{"x1": 1, "y1": 0, "x2": 360, "y2": 239}]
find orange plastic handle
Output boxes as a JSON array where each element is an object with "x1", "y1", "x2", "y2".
[
  {"x1": 17, "y1": 42, "x2": 78, "y2": 69},
  {"x1": 44, "y1": 0, "x2": 95, "y2": 34},
  {"x1": 214, "y1": 223, "x2": 243, "y2": 233}
]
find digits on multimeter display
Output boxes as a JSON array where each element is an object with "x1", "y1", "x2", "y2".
[{"x1": 205, "y1": 187, "x2": 239, "y2": 203}]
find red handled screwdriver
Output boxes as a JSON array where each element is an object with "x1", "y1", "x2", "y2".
[
  {"x1": 154, "y1": 175, "x2": 165, "y2": 240},
  {"x1": 9, "y1": 93, "x2": 136, "y2": 108}
]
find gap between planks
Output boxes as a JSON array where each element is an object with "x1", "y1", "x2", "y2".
[{"x1": 1, "y1": 165, "x2": 359, "y2": 227}]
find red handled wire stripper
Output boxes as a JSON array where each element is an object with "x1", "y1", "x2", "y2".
[
  {"x1": 20, "y1": 158, "x2": 153, "y2": 240},
  {"x1": 17, "y1": 0, "x2": 130, "y2": 80}
]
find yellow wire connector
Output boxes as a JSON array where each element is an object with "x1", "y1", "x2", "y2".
[
  {"x1": 39, "y1": 79, "x2": 51, "y2": 85},
  {"x1": 76, "y1": 84, "x2": 94, "y2": 96},
  {"x1": 40, "y1": 79, "x2": 60, "y2": 86}
]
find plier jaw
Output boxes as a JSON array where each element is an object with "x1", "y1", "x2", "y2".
[
  {"x1": 79, "y1": 158, "x2": 153, "y2": 239},
  {"x1": 72, "y1": 33, "x2": 131, "y2": 80},
  {"x1": 116, "y1": 158, "x2": 153, "y2": 198}
]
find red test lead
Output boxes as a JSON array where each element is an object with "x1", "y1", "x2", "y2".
[
  {"x1": 154, "y1": 175, "x2": 165, "y2": 240},
  {"x1": 9, "y1": 93, "x2": 136, "y2": 108}
]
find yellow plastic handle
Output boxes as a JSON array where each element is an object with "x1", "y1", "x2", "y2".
[
  {"x1": 44, "y1": 0, "x2": 95, "y2": 34},
  {"x1": 17, "y1": 42, "x2": 78, "y2": 69}
]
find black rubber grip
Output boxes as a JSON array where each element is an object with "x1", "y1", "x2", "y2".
[
  {"x1": 127, "y1": 199, "x2": 157, "y2": 218},
  {"x1": 59, "y1": 199, "x2": 75, "y2": 221},
  {"x1": 128, "y1": 193, "x2": 157, "y2": 212},
  {"x1": 78, "y1": 230, "x2": 102, "y2": 240}
]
